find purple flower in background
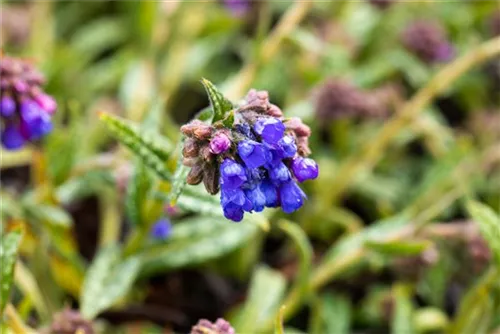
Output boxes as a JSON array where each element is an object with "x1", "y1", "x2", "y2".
[
  {"x1": 191, "y1": 318, "x2": 235, "y2": 334},
  {"x1": 0, "y1": 55, "x2": 57, "y2": 150},
  {"x1": 402, "y1": 20, "x2": 455, "y2": 64},
  {"x1": 223, "y1": 0, "x2": 250, "y2": 17},
  {"x1": 292, "y1": 157, "x2": 319, "y2": 183},
  {"x1": 210, "y1": 132, "x2": 231, "y2": 154},
  {"x1": 151, "y1": 218, "x2": 172, "y2": 240},
  {"x1": 1, "y1": 125, "x2": 25, "y2": 150}
]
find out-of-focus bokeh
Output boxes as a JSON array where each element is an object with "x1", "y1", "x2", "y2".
[{"x1": 1, "y1": 1, "x2": 499, "y2": 333}]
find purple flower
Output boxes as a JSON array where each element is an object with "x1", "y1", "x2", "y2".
[
  {"x1": 151, "y1": 218, "x2": 172, "y2": 240},
  {"x1": 291, "y1": 157, "x2": 319, "y2": 183},
  {"x1": 254, "y1": 118, "x2": 285, "y2": 145},
  {"x1": 20, "y1": 101, "x2": 52, "y2": 140},
  {"x1": 223, "y1": 0, "x2": 250, "y2": 17},
  {"x1": 268, "y1": 162, "x2": 291, "y2": 184},
  {"x1": 0, "y1": 96, "x2": 16, "y2": 117},
  {"x1": 34, "y1": 93, "x2": 57, "y2": 114},
  {"x1": 210, "y1": 133, "x2": 231, "y2": 154},
  {"x1": 1, "y1": 125, "x2": 25, "y2": 150},
  {"x1": 279, "y1": 181, "x2": 306, "y2": 214},
  {"x1": 238, "y1": 140, "x2": 271, "y2": 169},
  {"x1": 435, "y1": 42, "x2": 455, "y2": 62},
  {"x1": 234, "y1": 123, "x2": 256, "y2": 140},
  {"x1": 220, "y1": 159, "x2": 247, "y2": 189}
]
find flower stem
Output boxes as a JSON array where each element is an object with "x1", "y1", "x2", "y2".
[
  {"x1": 4, "y1": 304, "x2": 36, "y2": 334},
  {"x1": 321, "y1": 36, "x2": 500, "y2": 207},
  {"x1": 225, "y1": 1, "x2": 313, "y2": 100}
]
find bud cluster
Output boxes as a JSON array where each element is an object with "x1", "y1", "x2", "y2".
[
  {"x1": 401, "y1": 20, "x2": 454, "y2": 64},
  {"x1": 315, "y1": 79, "x2": 386, "y2": 121},
  {"x1": 190, "y1": 318, "x2": 235, "y2": 334},
  {"x1": 45, "y1": 308, "x2": 94, "y2": 334},
  {"x1": 181, "y1": 89, "x2": 318, "y2": 222},
  {"x1": 0, "y1": 55, "x2": 57, "y2": 150}
]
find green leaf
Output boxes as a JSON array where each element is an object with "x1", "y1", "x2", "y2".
[
  {"x1": 165, "y1": 140, "x2": 190, "y2": 205},
  {"x1": 100, "y1": 113, "x2": 173, "y2": 180},
  {"x1": 201, "y1": 78, "x2": 233, "y2": 122},
  {"x1": 449, "y1": 268, "x2": 500, "y2": 334},
  {"x1": 279, "y1": 220, "x2": 312, "y2": 316},
  {"x1": 171, "y1": 186, "x2": 223, "y2": 216},
  {"x1": 232, "y1": 266, "x2": 287, "y2": 333},
  {"x1": 391, "y1": 284, "x2": 415, "y2": 334},
  {"x1": 125, "y1": 160, "x2": 153, "y2": 227},
  {"x1": 0, "y1": 230, "x2": 22, "y2": 315},
  {"x1": 466, "y1": 201, "x2": 500, "y2": 265},
  {"x1": 275, "y1": 305, "x2": 286, "y2": 334},
  {"x1": 80, "y1": 246, "x2": 141, "y2": 319},
  {"x1": 311, "y1": 293, "x2": 352, "y2": 334},
  {"x1": 23, "y1": 203, "x2": 73, "y2": 229},
  {"x1": 137, "y1": 216, "x2": 259, "y2": 277},
  {"x1": 365, "y1": 240, "x2": 432, "y2": 256}
]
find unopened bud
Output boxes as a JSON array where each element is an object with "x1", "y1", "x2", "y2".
[
  {"x1": 183, "y1": 138, "x2": 200, "y2": 158},
  {"x1": 194, "y1": 124, "x2": 213, "y2": 140},
  {"x1": 191, "y1": 318, "x2": 235, "y2": 334},
  {"x1": 209, "y1": 132, "x2": 231, "y2": 154},
  {"x1": 296, "y1": 136, "x2": 311, "y2": 156},
  {"x1": 187, "y1": 164, "x2": 204, "y2": 185},
  {"x1": 181, "y1": 120, "x2": 204, "y2": 136},
  {"x1": 285, "y1": 117, "x2": 311, "y2": 137},
  {"x1": 203, "y1": 165, "x2": 220, "y2": 195}
]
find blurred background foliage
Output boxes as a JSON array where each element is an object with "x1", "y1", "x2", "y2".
[{"x1": 1, "y1": 0, "x2": 500, "y2": 333}]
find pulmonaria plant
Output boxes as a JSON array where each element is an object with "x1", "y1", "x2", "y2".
[
  {"x1": 181, "y1": 89, "x2": 318, "y2": 222},
  {"x1": 401, "y1": 20, "x2": 455, "y2": 64},
  {"x1": 0, "y1": 54, "x2": 56, "y2": 150}
]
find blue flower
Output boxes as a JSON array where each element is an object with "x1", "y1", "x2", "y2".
[
  {"x1": 254, "y1": 118, "x2": 285, "y2": 145},
  {"x1": 19, "y1": 101, "x2": 52, "y2": 140},
  {"x1": 234, "y1": 123, "x2": 256, "y2": 140},
  {"x1": 220, "y1": 159, "x2": 247, "y2": 189},
  {"x1": 245, "y1": 185, "x2": 266, "y2": 212},
  {"x1": 291, "y1": 157, "x2": 319, "y2": 183},
  {"x1": 277, "y1": 136, "x2": 297, "y2": 158},
  {"x1": 268, "y1": 162, "x2": 291, "y2": 184},
  {"x1": 279, "y1": 181, "x2": 306, "y2": 214},
  {"x1": 260, "y1": 179, "x2": 279, "y2": 207},
  {"x1": 238, "y1": 140, "x2": 271, "y2": 169},
  {"x1": 151, "y1": 218, "x2": 172, "y2": 240},
  {"x1": 221, "y1": 188, "x2": 253, "y2": 221},
  {"x1": 0, "y1": 96, "x2": 16, "y2": 117},
  {"x1": 1, "y1": 125, "x2": 25, "y2": 150}
]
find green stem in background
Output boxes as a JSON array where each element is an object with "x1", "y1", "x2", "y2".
[
  {"x1": 14, "y1": 261, "x2": 50, "y2": 322},
  {"x1": 225, "y1": 1, "x2": 314, "y2": 100},
  {"x1": 4, "y1": 304, "x2": 36, "y2": 334},
  {"x1": 98, "y1": 190, "x2": 121, "y2": 248},
  {"x1": 260, "y1": 143, "x2": 500, "y2": 332},
  {"x1": 321, "y1": 36, "x2": 500, "y2": 208}
]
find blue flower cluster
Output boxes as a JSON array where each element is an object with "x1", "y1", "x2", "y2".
[
  {"x1": 0, "y1": 55, "x2": 56, "y2": 150},
  {"x1": 220, "y1": 118, "x2": 318, "y2": 222}
]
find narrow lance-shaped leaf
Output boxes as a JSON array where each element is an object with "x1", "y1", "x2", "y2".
[
  {"x1": 125, "y1": 160, "x2": 153, "y2": 227},
  {"x1": 137, "y1": 216, "x2": 258, "y2": 277},
  {"x1": 80, "y1": 245, "x2": 141, "y2": 319},
  {"x1": 466, "y1": 201, "x2": 500, "y2": 265},
  {"x1": 201, "y1": 78, "x2": 233, "y2": 122},
  {"x1": 0, "y1": 230, "x2": 22, "y2": 315},
  {"x1": 166, "y1": 139, "x2": 190, "y2": 205},
  {"x1": 100, "y1": 113, "x2": 173, "y2": 180},
  {"x1": 279, "y1": 220, "x2": 312, "y2": 318},
  {"x1": 231, "y1": 266, "x2": 287, "y2": 333}
]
